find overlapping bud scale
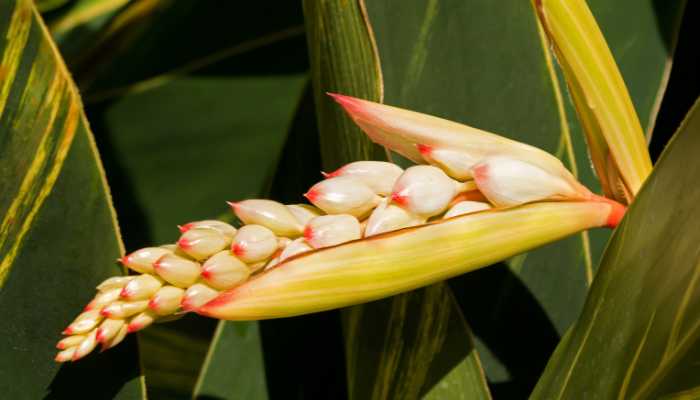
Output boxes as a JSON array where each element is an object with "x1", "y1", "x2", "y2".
[{"x1": 57, "y1": 94, "x2": 625, "y2": 362}]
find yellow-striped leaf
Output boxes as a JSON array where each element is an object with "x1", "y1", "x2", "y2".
[{"x1": 0, "y1": 0, "x2": 144, "y2": 397}]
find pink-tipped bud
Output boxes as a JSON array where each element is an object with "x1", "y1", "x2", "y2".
[
  {"x1": 417, "y1": 144, "x2": 479, "y2": 181},
  {"x1": 178, "y1": 220, "x2": 237, "y2": 238},
  {"x1": 365, "y1": 198, "x2": 425, "y2": 236},
  {"x1": 177, "y1": 228, "x2": 231, "y2": 260},
  {"x1": 232, "y1": 224, "x2": 278, "y2": 263},
  {"x1": 100, "y1": 300, "x2": 148, "y2": 319},
  {"x1": 391, "y1": 165, "x2": 462, "y2": 217},
  {"x1": 305, "y1": 177, "x2": 381, "y2": 218},
  {"x1": 277, "y1": 238, "x2": 313, "y2": 263},
  {"x1": 201, "y1": 250, "x2": 250, "y2": 290},
  {"x1": 443, "y1": 201, "x2": 492, "y2": 219},
  {"x1": 148, "y1": 286, "x2": 185, "y2": 316},
  {"x1": 229, "y1": 199, "x2": 303, "y2": 237},
  {"x1": 181, "y1": 284, "x2": 220, "y2": 312},
  {"x1": 127, "y1": 311, "x2": 156, "y2": 333},
  {"x1": 153, "y1": 254, "x2": 201, "y2": 288},
  {"x1": 57, "y1": 334, "x2": 86, "y2": 350},
  {"x1": 96, "y1": 276, "x2": 136, "y2": 292},
  {"x1": 120, "y1": 274, "x2": 163, "y2": 300},
  {"x1": 102, "y1": 324, "x2": 128, "y2": 351},
  {"x1": 85, "y1": 288, "x2": 121, "y2": 311},
  {"x1": 63, "y1": 309, "x2": 103, "y2": 335},
  {"x1": 324, "y1": 161, "x2": 403, "y2": 196},
  {"x1": 121, "y1": 247, "x2": 173, "y2": 274},
  {"x1": 72, "y1": 329, "x2": 98, "y2": 361},
  {"x1": 55, "y1": 347, "x2": 77, "y2": 363},
  {"x1": 304, "y1": 214, "x2": 362, "y2": 249},
  {"x1": 472, "y1": 156, "x2": 588, "y2": 207},
  {"x1": 286, "y1": 204, "x2": 323, "y2": 226},
  {"x1": 95, "y1": 318, "x2": 125, "y2": 343}
]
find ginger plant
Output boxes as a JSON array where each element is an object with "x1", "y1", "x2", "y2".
[{"x1": 56, "y1": 93, "x2": 625, "y2": 362}]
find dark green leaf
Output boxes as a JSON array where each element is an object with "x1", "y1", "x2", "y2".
[
  {"x1": 0, "y1": 0, "x2": 143, "y2": 397},
  {"x1": 532, "y1": 97, "x2": 700, "y2": 399}
]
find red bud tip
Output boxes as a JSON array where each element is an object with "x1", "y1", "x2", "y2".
[
  {"x1": 56, "y1": 343, "x2": 65, "y2": 350},
  {"x1": 119, "y1": 255, "x2": 130, "y2": 265},
  {"x1": 226, "y1": 201, "x2": 239, "y2": 211},
  {"x1": 327, "y1": 92, "x2": 365, "y2": 116},
  {"x1": 232, "y1": 243, "x2": 245, "y2": 257},
  {"x1": 95, "y1": 328, "x2": 105, "y2": 343},
  {"x1": 62, "y1": 327, "x2": 73, "y2": 335},
  {"x1": 54, "y1": 354, "x2": 67, "y2": 362},
  {"x1": 178, "y1": 223, "x2": 193, "y2": 233},
  {"x1": 126, "y1": 323, "x2": 141, "y2": 333},
  {"x1": 416, "y1": 143, "x2": 433, "y2": 156},
  {"x1": 201, "y1": 268, "x2": 212, "y2": 279},
  {"x1": 590, "y1": 194, "x2": 626, "y2": 228},
  {"x1": 472, "y1": 163, "x2": 488, "y2": 183},
  {"x1": 303, "y1": 226, "x2": 313, "y2": 241},
  {"x1": 119, "y1": 287, "x2": 131, "y2": 299},
  {"x1": 391, "y1": 192, "x2": 408, "y2": 206},
  {"x1": 147, "y1": 298, "x2": 159, "y2": 310},
  {"x1": 180, "y1": 298, "x2": 194, "y2": 312},
  {"x1": 83, "y1": 302, "x2": 94, "y2": 311},
  {"x1": 100, "y1": 309, "x2": 111, "y2": 317},
  {"x1": 177, "y1": 237, "x2": 191, "y2": 249},
  {"x1": 153, "y1": 255, "x2": 165, "y2": 270},
  {"x1": 303, "y1": 189, "x2": 319, "y2": 202}
]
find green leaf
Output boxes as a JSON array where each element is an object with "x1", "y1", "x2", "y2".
[
  {"x1": 0, "y1": 0, "x2": 143, "y2": 397},
  {"x1": 532, "y1": 97, "x2": 700, "y2": 399},
  {"x1": 303, "y1": 0, "x2": 491, "y2": 398},
  {"x1": 360, "y1": 0, "x2": 685, "y2": 395}
]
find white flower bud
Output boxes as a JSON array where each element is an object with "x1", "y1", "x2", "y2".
[
  {"x1": 365, "y1": 198, "x2": 425, "y2": 236},
  {"x1": 201, "y1": 251, "x2": 250, "y2": 290},
  {"x1": 305, "y1": 177, "x2": 381, "y2": 218},
  {"x1": 63, "y1": 309, "x2": 103, "y2": 335},
  {"x1": 229, "y1": 199, "x2": 303, "y2": 237},
  {"x1": 96, "y1": 276, "x2": 135, "y2": 292},
  {"x1": 102, "y1": 324, "x2": 128, "y2": 350},
  {"x1": 443, "y1": 201, "x2": 492, "y2": 219},
  {"x1": 323, "y1": 161, "x2": 403, "y2": 195},
  {"x1": 177, "y1": 228, "x2": 231, "y2": 260},
  {"x1": 472, "y1": 156, "x2": 588, "y2": 207},
  {"x1": 72, "y1": 329, "x2": 98, "y2": 361},
  {"x1": 181, "y1": 283, "x2": 220, "y2": 312},
  {"x1": 84, "y1": 288, "x2": 121, "y2": 311},
  {"x1": 56, "y1": 334, "x2": 86, "y2": 350},
  {"x1": 417, "y1": 144, "x2": 479, "y2": 181},
  {"x1": 127, "y1": 311, "x2": 157, "y2": 333},
  {"x1": 178, "y1": 220, "x2": 237, "y2": 238},
  {"x1": 148, "y1": 286, "x2": 185, "y2": 316},
  {"x1": 153, "y1": 254, "x2": 201, "y2": 288},
  {"x1": 121, "y1": 247, "x2": 173, "y2": 274},
  {"x1": 304, "y1": 214, "x2": 362, "y2": 249},
  {"x1": 391, "y1": 165, "x2": 462, "y2": 217},
  {"x1": 278, "y1": 238, "x2": 313, "y2": 263},
  {"x1": 95, "y1": 318, "x2": 125, "y2": 344},
  {"x1": 100, "y1": 300, "x2": 148, "y2": 319},
  {"x1": 120, "y1": 274, "x2": 163, "y2": 301},
  {"x1": 232, "y1": 224, "x2": 278, "y2": 263},
  {"x1": 55, "y1": 347, "x2": 76, "y2": 362},
  {"x1": 286, "y1": 204, "x2": 323, "y2": 226}
]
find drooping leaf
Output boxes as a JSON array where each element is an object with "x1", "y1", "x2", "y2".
[
  {"x1": 0, "y1": 0, "x2": 143, "y2": 397},
  {"x1": 302, "y1": 0, "x2": 492, "y2": 398},
  {"x1": 360, "y1": 0, "x2": 685, "y2": 396},
  {"x1": 532, "y1": 97, "x2": 700, "y2": 399}
]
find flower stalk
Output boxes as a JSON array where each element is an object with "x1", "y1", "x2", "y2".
[{"x1": 56, "y1": 94, "x2": 625, "y2": 362}]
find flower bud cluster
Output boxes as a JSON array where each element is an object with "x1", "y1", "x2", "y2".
[{"x1": 57, "y1": 151, "x2": 582, "y2": 361}]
